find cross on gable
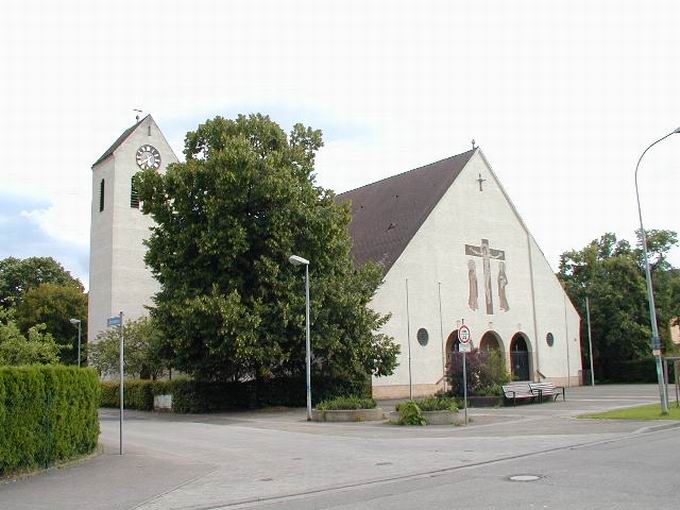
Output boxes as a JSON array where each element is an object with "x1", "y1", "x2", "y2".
[{"x1": 477, "y1": 173, "x2": 486, "y2": 192}]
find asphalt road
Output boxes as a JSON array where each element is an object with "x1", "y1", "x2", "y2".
[
  {"x1": 238, "y1": 425, "x2": 680, "y2": 510},
  {"x1": 1, "y1": 384, "x2": 678, "y2": 510}
]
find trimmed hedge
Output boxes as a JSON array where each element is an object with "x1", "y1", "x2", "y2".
[
  {"x1": 605, "y1": 358, "x2": 677, "y2": 383},
  {"x1": 0, "y1": 366, "x2": 100, "y2": 475},
  {"x1": 100, "y1": 379, "x2": 157, "y2": 411},
  {"x1": 100, "y1": 375, "x2": 372, "y2": 413}
]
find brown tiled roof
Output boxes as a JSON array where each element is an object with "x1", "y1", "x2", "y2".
[
  {"x1": 336, "y1": 149, "x2": 475, "y2": 271},
  {"x1": 91, "y1": 115, "x2": 149, "y2": 167}
]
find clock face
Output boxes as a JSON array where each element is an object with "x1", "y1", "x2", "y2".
[{"x1": 135, "y1": 145, "x2": 161, "y2": 170}]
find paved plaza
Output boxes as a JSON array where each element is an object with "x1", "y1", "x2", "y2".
[{"x1": 1, "y1": 385, "x2": 678, "y2": 509}]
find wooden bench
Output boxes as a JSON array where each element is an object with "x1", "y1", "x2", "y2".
[
  {"x1": 529, "y1": 382, "x2": 565, "y2": 402},
  {"x1": 502, "y1": 383, "x2": 536, "y2": 406}
]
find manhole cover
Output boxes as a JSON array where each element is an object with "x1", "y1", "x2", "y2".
[
  {"x1": 508, "y1": 474, "x2": 542, "y2": 482},
  {"x1": 375, "y1": 462, "x2": 393, "y2": 466}
]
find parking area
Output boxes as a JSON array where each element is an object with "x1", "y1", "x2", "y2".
[{"x1": 1, "y1": 385, "x2": 677, "y2": 510}]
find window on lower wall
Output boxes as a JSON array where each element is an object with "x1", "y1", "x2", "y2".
[
  {"x1": 99, "y1": 179, "x2": 105, "y2": 212},
  {"x1": 130, "y1": 177, "x2": 139, "y2": 208}
]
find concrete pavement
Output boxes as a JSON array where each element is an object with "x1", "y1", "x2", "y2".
[{"x1": 0, "y1": 385, "x2": 677, "y2": 510}]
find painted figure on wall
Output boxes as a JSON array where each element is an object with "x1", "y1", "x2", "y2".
[
  {"x1": 465, "y1": 238, "x2": 505, "y2": 314},
  {"x1": 498, "y1": 261, "x2": 509, "y2": 311},
  {"x1": 467, "y1": 259, "x2": 479, "y2": 311}
]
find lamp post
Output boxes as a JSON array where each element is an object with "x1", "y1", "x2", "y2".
[
  {"x1": 69, "y1": 318, "x2": 82, "y2": 368},
  {"x1": 289, "y1": 255, "x2": 312, "y2": 421},
  {"x1": 584, "y1": 296, "x2": 595, "y2": 386},
  {"x1": 634, "y1": 127, "x2": 680, "y2": 414}
]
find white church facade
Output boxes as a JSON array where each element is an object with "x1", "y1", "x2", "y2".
[
  {"x1": 338, "y1": 150, "x2": 582, "y2": 398},
  {"x1": 89, "y1": 117, "x2": 581, "y2": 397}
]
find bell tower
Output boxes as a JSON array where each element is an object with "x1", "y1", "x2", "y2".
[{"x1": 88, "y1": 115, "x2": 178, "y2": 342}]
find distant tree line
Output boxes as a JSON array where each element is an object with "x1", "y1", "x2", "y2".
[
  {"x1": 558, "y1": 230, "x2": 680, "y2": 380},
  {"x1": 0, "y1": 256, "x2": 87, "y2": 366}
]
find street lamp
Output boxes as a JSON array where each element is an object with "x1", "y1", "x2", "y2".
[
  {"x1": 69, "y1": 318, "x2": 82, "y2": 368},
  {"x1": 289, "y1": 255, "x2": 312, "y2": 421},
  {"x1": 634, "y1": 127, "x2": 680, "y2": 414}
]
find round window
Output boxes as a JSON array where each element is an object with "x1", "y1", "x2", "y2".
[
  {"x1": 546, "y1": 332, "x2": 555, "y2": 347},
  {"x1": 417, "y1": 328, "x2": 429, "y2": 346}
]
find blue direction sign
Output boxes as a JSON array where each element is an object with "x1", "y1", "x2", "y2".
[{"x1": 107, "y1": 316, "x2": 121, "y2": 327}]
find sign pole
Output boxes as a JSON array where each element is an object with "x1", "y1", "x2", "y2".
[
  {"x1": 458, "y1": 320, "x2": 471, "y2": 426},
  {"x1": 463, "y1": 349, "x2": 468, "y2": 425},
  {"x1": 119, "y1": 311, "x2": 124, "y2": 456}
]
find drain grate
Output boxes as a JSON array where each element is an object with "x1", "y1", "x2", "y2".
[{"x1": 508, "y1": 474, "x2": 542, "y2": 482}]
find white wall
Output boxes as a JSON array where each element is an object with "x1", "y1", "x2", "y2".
[
  {"x1": 371, "y1": 151, "x2": 582, "y2": 395},
  {"x1": 88, "y1": 116, "x2": 178, "y2": 341},
  {"x1": 88, "y1": 158, "x2": 115, "y2": 342}
]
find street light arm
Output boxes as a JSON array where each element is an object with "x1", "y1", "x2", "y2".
[{"x1": 634, "y1": 130, "x2": 678, "y2": 206}]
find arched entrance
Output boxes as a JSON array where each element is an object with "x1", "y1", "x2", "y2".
[
  {"x1": 510, "y1": 333, "x2": 531, "y2": 381},
  {"x1": 445, "y1": 330, "x2": 460, "y2": 365},
  {"x1": 479, "y1": 331, "x2": 502, "y2": 352}
]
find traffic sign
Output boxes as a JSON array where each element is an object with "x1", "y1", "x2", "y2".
[
  {"x1": 107, "y1": 316, "x2": 121, "y2": 327},
  {"x1": 459, "y1": 325, "x2": 471, "y2": 343}
]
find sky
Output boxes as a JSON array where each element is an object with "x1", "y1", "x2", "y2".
[{"x1": 2, "y1": 0, "x2": 680, "y2": 287}]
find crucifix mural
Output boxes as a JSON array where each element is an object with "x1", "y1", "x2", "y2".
[{"x1": 465, "y1": 238, "x2": 506, "y2": 314}]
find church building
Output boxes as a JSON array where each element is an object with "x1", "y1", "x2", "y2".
[
  {"x1": 89, "y1": 117, "x2": 581, "y2": 397},
  {"x1": 337, "y1": 150, "x2": 582, "y2": 398}
]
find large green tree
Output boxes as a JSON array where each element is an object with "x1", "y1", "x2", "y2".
[
  {"x1": 14, "y1": 283, "x2": 88, "y2": 365},
  {"x1": 558, "y1": 231, "x2": 680, "y2": 379},
  {"x1": 0, "y1": 256, "x2": 83, "y2": 309},
  {"x1": 136, "y1": 114, "x2": 399, "y2": 386}
]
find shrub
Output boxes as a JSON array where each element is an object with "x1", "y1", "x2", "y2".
[
  {"x1": 316, "y1": 396, "x2": 377, "y2": 411},
  {"x1": 412, "y1": 396, "x2": 458, "y2": 412},
  {"x1": 475, "y1": 384, "x2": 503, "y2": 397},
  {"x1": 99, "y1": 375, "x2": 371, "y2": 413},
  {"x1": 604, "y1": 358, "x2": 676, "y2": 383},
  {"x1": 446, "y1": 350, "x2": 510, "y2": 397},
  {"x1": 397, "y1": 401, "x2": 426, "y2": 426},
  {"x1": 100, "y1": 379, "x2": 156, "y2": 411},
  {"x1": 0, "y1": 366, "x2": 100, "y2": 475}
]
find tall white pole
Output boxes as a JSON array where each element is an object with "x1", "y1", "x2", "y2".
[
  {"x1": 438, "y1": 282, "x2": 446, "y2": 392},
  {"x1": 585, "y1": 296, "x2": 595, "y2": 386},
  {"x1": 405, "y1": 278, "x2": 413, "y2": 400},
  {"x1": 305, "y1": 264, "x2": 312, "y2": 421},
  {"x1": 77, "y1": 321, "x2": 82, "y2": 368},
  {"x1": 119, "y1": 311, "x2": 124, "y2": 455},
  {"x1": 634, "y1": 129, "x2": 678, "y2": 414}
]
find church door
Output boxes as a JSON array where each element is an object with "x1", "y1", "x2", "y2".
[{"x1": 510, "y1": 334, "x2": 530, "y2": 381}]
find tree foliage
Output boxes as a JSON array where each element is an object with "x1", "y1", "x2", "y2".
[
  {"x1": 135, "y1": 114, "x2": 399, "y2": 384},
  {"x1": 558, "y1": 231, "x2": 680, "y2": 380},
  {"x1": 0, "y1": 309, "x2": 62, "y2": 365},
  {"x1": 14, "y1": 283, "x2": 87, "y2": 365},
  {"x1": 0, "y1": 256, "x2": 83, "y2": 309},
  {"x1": 90, "y1": 316, "x2": 169, "y2": 379},
  {"x1": 446, "y1": 349, "x2": 510, "y2": 396}
]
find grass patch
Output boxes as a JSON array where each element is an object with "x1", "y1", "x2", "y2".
[{"x1": 580, "y1": 403, "x2": 680, "y2": 420}]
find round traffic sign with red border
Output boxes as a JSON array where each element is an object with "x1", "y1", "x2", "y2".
[{"x1": 459, "y1": 325, "x2": 471, "y2": 343}]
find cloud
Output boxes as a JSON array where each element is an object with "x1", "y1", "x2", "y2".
[{"x1": 0, "y1": 191, "x2": 89, "y2": 286}]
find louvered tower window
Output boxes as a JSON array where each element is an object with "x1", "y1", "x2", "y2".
[
  {"x1": 99, "y1": 179, "x2": 105, "y2": 212},
  {"x1": 130, "y1": 177, "x2": 140, "y2": 208}
]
